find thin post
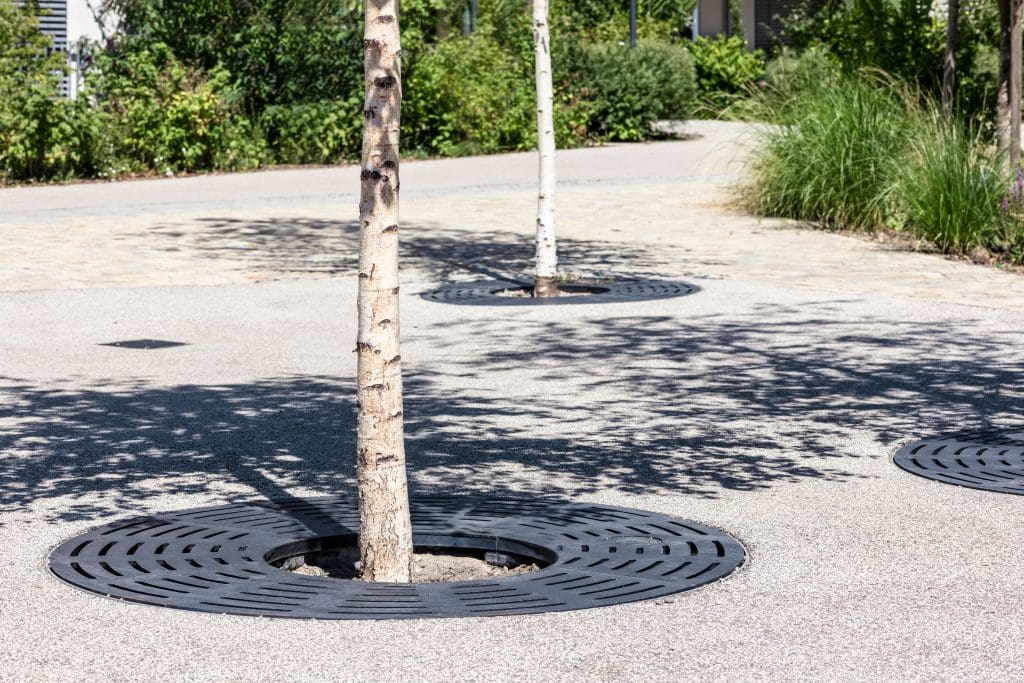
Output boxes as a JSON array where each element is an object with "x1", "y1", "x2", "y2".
[
  {"x1": 629, "y1": 0, "x2": 638, "y2": 48},
  {"x1": 942, "y1": 0, "x2": 958, "y2": 113}
]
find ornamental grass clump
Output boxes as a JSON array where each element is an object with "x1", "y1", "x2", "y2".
[
  {"x1": 891, "y1": 106, "x2": 1010, "y2": 256},
  {"x1": 747, "y1": 75, "x2": 907, "y2": 230},
  {"x1": 749, "y1": 70, "x2": 1024, "y2": 265}
]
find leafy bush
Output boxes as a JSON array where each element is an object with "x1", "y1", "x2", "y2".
[
  {"x1": 0, "y1": 1, "x2": 104, "y2": 182},
  {"x1": 92, "y1": 43, "x2": 267, "y2": 174},
  {"x1": 107, "y1": 0, "x2": 365, "y2": 112},
  {"x1": 721, "y1": 47, "x2": 840, "y2": 122},
  {"x1": 762, "y1": 48, "x2": 839, "y2": 103},
  {"x1": 781, "y1": 0, "x2": 999, "y2": 117},
  {"x1": 573, "y1": 41, "x2": 697, "y2": 141},
  {"x1": 262, "y1": 99, "x2": 362, "y2": 165},
  {"x1": 405, "y1": 30, "x2": 536, "y2": 156},
  {"x1": 782, "y1": 0, "x2": 943, "y2": 86},
  {"x1": 748, "y1": 74, "x2": 908, "y2": 229},
  {"x1": 688, "y1": 35, "x2": 764, "y2": 108}
]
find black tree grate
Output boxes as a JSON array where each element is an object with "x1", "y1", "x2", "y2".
[
  {"x1": 49, "y1": 496, "x2": 745, "y2": 620},
  {"x1": 893, "y1": 430, "x2": 1024, "y2": 495},
  {"x1": 420, "y1": 280, "x2": 699, "y2": 306}
]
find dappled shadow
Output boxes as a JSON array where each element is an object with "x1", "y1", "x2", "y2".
[
  {"x1": 150, "y1": 216, "x2": 726, "y2": 282},
  {"x1": 2, "y1": 301, "x2": 1019, "y2": 525}
]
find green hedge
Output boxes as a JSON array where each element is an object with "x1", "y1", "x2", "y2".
[
  {"x1": 1, "y1": 1, "x2": 700, "y2": 182},
  {"x1": 573, "y1": 41, "x2": 697, "y2": 141}
]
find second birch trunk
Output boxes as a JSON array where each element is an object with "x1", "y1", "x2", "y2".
[
  {"x1": 533, "y1": 0, "x2": 559, "y2": 298},
  {"x1": 356, "y1": 0, "x2": 414, "y2": 584}
]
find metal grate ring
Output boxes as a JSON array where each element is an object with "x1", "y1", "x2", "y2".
[
  {"x1": 420, "y1": 280, "x2": 699, "y2": 306},
  {"x1": 49, "y1": 496, "x2": 745, "y2": 620},
  {"x1": 893, "y1": 430, "x2": 1024, "y2": 495}
]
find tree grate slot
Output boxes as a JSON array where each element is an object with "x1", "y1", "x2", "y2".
[
  {"x1": 99, "y1": 339, "x2": 188, "y2": 350},
  {"x1": 893, "y1": 430, "x2": 1024, "y2": 495},
  {"x1": 420, "y1": 280, "x2": 700, "y2": 306},
  {"x1": 49, "y1": 496, "x2": 743, "y2": 620}
]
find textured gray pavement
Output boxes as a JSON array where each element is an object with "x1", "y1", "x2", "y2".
[{"x1": 1, "y1": 121, "x2": 1022, "y2": 681}]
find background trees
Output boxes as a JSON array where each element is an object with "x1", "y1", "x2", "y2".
[{"x1": 0, "y1": 0, "x2": 1016, "y2": 184}]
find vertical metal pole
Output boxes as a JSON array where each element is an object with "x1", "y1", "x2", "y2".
[{"x1": 629, "y1": 0, "x2": 637, "y2": 47}]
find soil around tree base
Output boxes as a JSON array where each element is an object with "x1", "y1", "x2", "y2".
[
  {"x1": 494, "y1": 283, "x2": 611, "y2": 298},
  {"x1": 286, "y1": 547, "x2": 541, "y2": 583}
]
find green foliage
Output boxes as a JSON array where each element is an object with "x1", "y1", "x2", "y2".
[
  {"x1": 782, "y1": 0, "x2": 942, "y2": 83},
  {"x1": 0, "y1": 1, "x2": 102, "y2": 182},
  {"x1": 762, "y1": 48, "x2": 839, "y2": 103},
  {"x1": 893, "y1": 108, "x2": 1015, "y2": 257},
  {"x1": 4, "y1": 0, "x2": 709, "y2": 182},
  {"x1": 750, "y1": 71, "x2": 1022, "y2": 263},
  {"x1": 688, "y1": 36, "x2": 765, "y2": 108},
  {"x1": 749, "y1": 74, "x2": 908, "y2": 229},
  {"x1": 781, "y1": 0, "x2": 999, "y2": 117},
  {"x1": 109, "y1": 0, "x2": 365, "y2": 112},
  {"x1": 405, "y1": 30, "x2": 535, "y2": 156},
  {"x1": 91, "y1": 43, "x2": 267, "y2": 174},
  {"x1": 573, "y1": 41, "x2": 697, "y2": 141},
  {"x1": 261, "y1": 99, "x2": 362, "y2": 165}
]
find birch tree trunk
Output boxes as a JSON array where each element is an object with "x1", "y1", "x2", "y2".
[
  {"x1": 532, "y1": 0, "x2": 559, "y2": 298},
  {"x1": 998, "y1": 0, "x2": 1023, "y2": 169},
  {"x1": 942, "y1": 0, "x2": 958, "y2": 114},
  {"x1": 356, "y1": 0, "x2": 413, "y2": 583}
]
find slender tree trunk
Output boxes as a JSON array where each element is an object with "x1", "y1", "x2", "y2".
[
  {"x1": 998, "y1": 0, "x2": 1023, "y2": 169},
  {"x1": 356, "y1": 0, "x2": 413, "y2": 583},
  {"x1": 532, "y1": 0, "x2": 559, "y2": 297},
  {"x1": 942, "y1": 0, "x2": 958, "y2": 114}
]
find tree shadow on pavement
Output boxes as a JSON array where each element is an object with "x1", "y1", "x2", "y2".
[
  {"x1": 2, "y1": 303, "x2": 1019, "y2": 525},
  {"x1": 150, "y1": 216, "x2": 728, "y2": 282}
]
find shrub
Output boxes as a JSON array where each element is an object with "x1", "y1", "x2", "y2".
[
  {"x1": 405, "y1": 31, "x2": 535, "y2": 156},
  {"x1": 92, "y1": 44, "x2": 267, "y2": 174},
  {"x1": 781, "y1": 0, "x2": 943, "y2": 88},
  {"x1": 107, "y1": 0, "x2": 365, "y2": 112},
  {"x1": 762, "y1": 48, "x2": 839, "y2": 104},
  {"x1": 0, "y1": 1, "x2": 104, "y2": 182},
  {"x1": 262, "y1": 98, "x2": 362, "y2": 165},
  {"x1": 688, "y1": 35, "x2": 764, "y2": 108},
  {"x1": 573, "y1": 40, "x2": 697, "y2": 141},
  {"x1": 748, "y1": 74, "x2": 908, "y2": 229},
  {"x1": 781, "y1": 0, "x2": 999, "y2": 117}
]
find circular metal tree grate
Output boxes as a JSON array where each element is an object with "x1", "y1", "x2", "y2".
[
  {"x1": 420, "y1": 280, "x2": 699, "y2": 306},
  {"x1": 49, "y1": 496, "x2": 744, "y2": 620},
  {"x1": 894, "y1": 430, "x2": 1024, "y2": 495}
]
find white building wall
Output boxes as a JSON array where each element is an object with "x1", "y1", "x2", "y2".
[{"x1": 68, "y1": 0, "x2": 105, "y2": 44}]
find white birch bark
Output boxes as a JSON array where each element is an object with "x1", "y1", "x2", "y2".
[
  {"x1": 356, "y1": 0, "x2": 413, "y2": 583},
  {"x1": 532, "y1": 0, "x2": 559, "y2": 297}
]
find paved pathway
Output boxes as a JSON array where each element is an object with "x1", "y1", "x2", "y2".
[{"x1": 1, "y1": 121, "x2": 1022, "y2": 681}]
